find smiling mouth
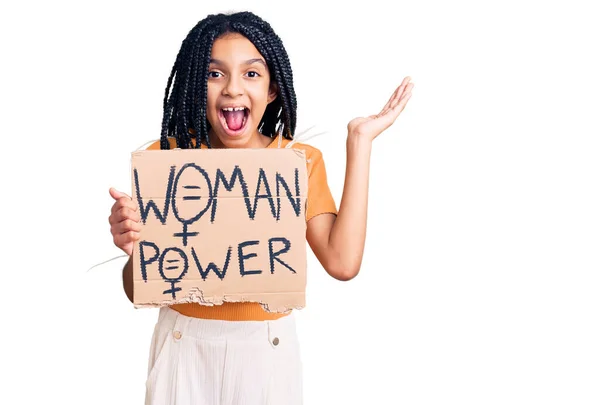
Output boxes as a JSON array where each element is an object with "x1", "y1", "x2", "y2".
[{"x1": 219, "y1": 107, "x2": 249, "y2": 135}]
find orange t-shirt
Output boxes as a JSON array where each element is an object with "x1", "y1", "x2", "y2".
[{"x1": 144, "y1": 135, "x2": 338, "y2": 320}]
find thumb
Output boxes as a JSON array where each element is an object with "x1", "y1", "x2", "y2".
[{"x1": 109, "y1": 187, "x2": 131, "y2": 201}]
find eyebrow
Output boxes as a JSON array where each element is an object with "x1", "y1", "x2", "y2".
[{"x1": 209, "y1": 58, "x2": 268, "y2": 69}]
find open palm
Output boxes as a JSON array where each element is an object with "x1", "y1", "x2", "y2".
[{"x1": 348, "y1": 76, "x2": 414, "y2": 141}]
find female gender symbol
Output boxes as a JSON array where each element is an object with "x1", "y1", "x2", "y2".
[{"x1": 158, "y1": 247, "x2": 189, "y2": 299}]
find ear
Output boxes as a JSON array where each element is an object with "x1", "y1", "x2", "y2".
[{"x1": 267, "y1": 82, "x2": 278, "y2": 104}]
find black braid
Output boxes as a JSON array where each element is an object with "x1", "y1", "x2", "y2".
[
  {"x1": 197, "y1": 32, "x2": 217, "y2": 149},
  {"x1": 158, "y1": 11, "x2": 297, "y2": 149}
]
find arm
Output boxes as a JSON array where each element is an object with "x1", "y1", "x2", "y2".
[
  {"x1": 307, "y1": 77, "x2": 414, "y2": 281},
  {"x1": 123, "y1": 257, "x2": 134, "y2": 303},
  {"x1": 306, "y1": 136, "x2": 372, "y2": 281},
  {"x1": 108, "y1": 187, "x2": 141, "y2": 303}
]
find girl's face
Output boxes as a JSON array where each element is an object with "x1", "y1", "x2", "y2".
[{"x1": 206, "y1": 32, "x2": 278, "y2": 149}]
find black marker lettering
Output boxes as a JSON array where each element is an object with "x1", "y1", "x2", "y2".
[
  {"x1": 250, "y1": 168, "x2": 276, "y2": 220},
  {"x1": 238, "y1": 240, "x2": 262, "y2": 276},
  {"x1": 158, "y1": 247, "x2": 188, "y2": 299},
  {"x1": 268, "y1": 237, "x2": 295, "y2": 274},
  {"x1": 172, "y1": 163, "x2": 214, "y2": 246},
  {"x1": 211, "y1": 166, "x2": 252, "y2": 222},
  {"x1": 190, "y1": 246, "x2": 231, "y2": 280},
  {"x1": 134, "y1": 166, "x2": 175, "y2": 224},
  {"x1": 139, "y1": 241, "x2": 159, "y2": 281},
  {"x1": 276, "y1": 169, "x2": 301, "y2": 219}
]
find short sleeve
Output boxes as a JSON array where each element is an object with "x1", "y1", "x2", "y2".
[
  {"x1": 306, "y1": 148, "x2": 338, "y2": 222},
  {"x1": 145, "y1": 139, "x2": 161, "y2": 150}
]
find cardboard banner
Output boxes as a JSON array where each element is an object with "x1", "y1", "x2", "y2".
[{"x1": 130, "y1": 147, "x2": 308, "y2": 313}]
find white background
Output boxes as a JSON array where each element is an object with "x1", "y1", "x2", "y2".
[{"x1": 1, "y1": 0, "x2": 599, "y2": 404}]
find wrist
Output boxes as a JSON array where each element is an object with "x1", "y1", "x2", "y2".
[{"x1": 346, "y1": 131, "x2": 373, "y2": 152}]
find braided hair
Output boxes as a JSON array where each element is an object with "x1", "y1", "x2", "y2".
[{"x1": 159, "y1": 11, "x2": 297, "y2": 150}]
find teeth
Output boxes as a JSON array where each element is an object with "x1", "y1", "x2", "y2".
[{"x1": 222, "y1": 107, "x2": 246, "y2": 111}]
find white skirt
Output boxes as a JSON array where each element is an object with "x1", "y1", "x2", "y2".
[{"x1": 145, "y1": 307, "x2": 303, "y2": 405}]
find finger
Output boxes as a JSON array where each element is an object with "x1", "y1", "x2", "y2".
[
  {"x1": 109, "y1": 206, "x2": 135, "y2": 225},
  {"x1": 392, "y1": 82, "x2": 413, "y2": 108},
  {"x1": 112, "y1": 219, "x2": 142, "y2": 235},
  {"x1": 109, "y1": 210, "x2": 142, "y2": 233},
  {"x1": 387, "y1": 91, "x2": 412, "y2": 118},
  {"x1": 380, "y1": 85, "x2": 403, "y2": 114},
  {"x1": 110, "y1": 206, "x2": 141, "y2": 225},
  {"x1": 380, "y1": 77, "x2": 411, "y2": 111},
  {"x1": 379, "y1": 77, "x2": 412, "y2": 116},
  {"x1": 109, "y1": 187, "x2": 132, "y2": 202},
  {"x1": 380, "y1": 82, "x2": 414, "y2": 117},
  {"x1": 111, "y1": 196, "x2": 138, "y2": 215},
  {"x1": 123, "y1": 245, "x2": 133, "y2": 257},
  {"x1": 397, "y1": 90, "x2": 413, "y2": 109},
  {"x1": 388, "y1": 80, "x2": 413, "y2": 107},
  {"x1": 374, "y1": 91, "x2": 413, "y2": 133},
  {"x1": 113, "y1": 231, "x2": 140, "y2": 248}
]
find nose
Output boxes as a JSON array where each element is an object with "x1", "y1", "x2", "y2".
[{"x1": 223, "y1": 75, "x2": 243, "y2": 97}]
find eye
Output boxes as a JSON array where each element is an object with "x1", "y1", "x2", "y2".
[
  {"x1": 208, "y1": 71, "x2": 222, "y2": 78},
  {"x1": 246, "y1": 71, "x2": 260, "y2": 78}
]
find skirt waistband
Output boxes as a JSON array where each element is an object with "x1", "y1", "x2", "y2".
[{"x1": 155, "y1": 306, "x2": 297, "y2": 343}]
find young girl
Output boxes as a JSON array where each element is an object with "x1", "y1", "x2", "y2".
[{"x1": 108, "y1": 10, "x2": 413, "y2": 405}]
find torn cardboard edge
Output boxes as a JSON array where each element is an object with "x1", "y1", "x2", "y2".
[{"x1": 133, "y1": 289, "x2": 306, "y2": 314}]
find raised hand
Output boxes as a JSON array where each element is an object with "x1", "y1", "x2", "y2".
[
  {"x1": 108, "y1": 187, "x2": 141, "y2": 256},
  {"x1": 347, "y1": 76, "x2": 413, "y2": 142}
]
